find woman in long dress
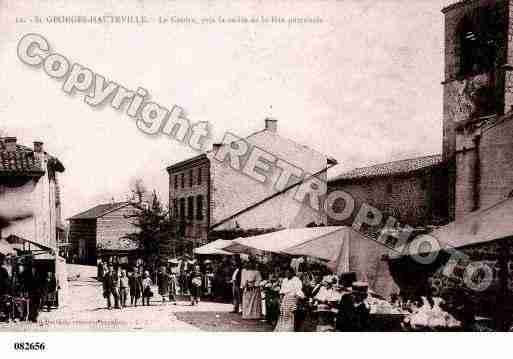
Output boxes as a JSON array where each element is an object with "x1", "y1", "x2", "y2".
[
  {"x1": 157, "y1": 266, "x2": 170, "y2": 304},
  {"x1": 189, "y1": 265, "x2": 202, "y2": 306},
  {"x1": 275, "y1": 267, "x2": 304, "y2": 332},
  {"x1": 241, "y1": 260, "x2": 262, "y2": 320}
]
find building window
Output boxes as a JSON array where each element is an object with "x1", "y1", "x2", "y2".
[
  {"x1": 189, "y1": 170, "x2": 193, "y2": 187},
  {"x1": 386, "y1": 183, "x2": 393, "y2": 194},
  {"x1": 179, "y1": 198, "x2": 185, "y2": 220},
  {"x1": 172, "y1": 199, "x2": 178, "y2": 218},
  {"x1": 174, "y1": 175, "x2": 178, "y2": 189},
  {"x1": 456, "y1": 6, "x2": 504, "y2": 77},
  {"x1": 187, "y1": 196, "x2": 194, "y2": 220},
  {"x1": 198, "y1": 167, "x2": 202, "y2": 185},
  {"x1": 196, "y1": 195, "x2": 204, "y2": 220},
  {"x1": 180, "y1": 173, "x2": 184, "y2": 188}
]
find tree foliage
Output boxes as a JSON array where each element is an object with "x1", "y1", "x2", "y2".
[{"x1": 124, "y1": 180, "x2": 190, "y2": 268}]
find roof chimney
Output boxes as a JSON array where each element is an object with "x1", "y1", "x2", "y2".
[
  {"x1": 4, "y1": 137, "x2": 16, "y2": 152},
  {"x1": 34, "y1": 141, "x2": 44, "y2": 153},
  {"x1": 265, "y1": 118, "x2": 277, "y2": 133},
  {"x1": 212, "y1": 143, "x2": 222, "y2": 152}
]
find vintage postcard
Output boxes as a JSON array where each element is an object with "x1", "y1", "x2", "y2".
[{"x1": 0, "y1": 0, "x2": 512, "y2": 355}]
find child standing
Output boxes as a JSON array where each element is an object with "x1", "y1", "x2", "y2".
[
  {"x1": 142, "y1": 271, "x2": 153, "y2": 306},
  {"x1": 189, "y1": 265, "x2": 202, "y2": 306}
]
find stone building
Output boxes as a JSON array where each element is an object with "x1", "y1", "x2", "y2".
[
  {"x1": 166, "y1": 119, "x2": 336, "y2": 245},
  {"x1": 0, "y1": 137, "x2": 65, "y2": 252},
  {"x1": 68, "y1": 202, "x2": 141, "y2": 265},
  {"x1": 442, "y1": 0, "x2": 513, "y2": 220},
  {"x1": 384, "y1": 1, "x2": 513, "y2": 322},
  {"x1": 327, "y1": 154, "x2": 449, "y2": 233}
]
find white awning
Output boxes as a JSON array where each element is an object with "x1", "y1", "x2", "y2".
[
  {"x1": 223, "y1": 226, "x2": 398, "y2": 298},
  {"x1": 193, "y1": 239, "x2": 234, "y2": 255},
  {"x1": 398, "y1": 196, "x2": 513, "y2": 258},
  {"x1": 224, "y1": 226, "x2": 347, "y2": 260}
]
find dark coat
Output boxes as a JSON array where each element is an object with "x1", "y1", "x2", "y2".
[
  {"x1": 335, "y1": 295, "x2": 370, "y2": 332},
  {"x1": 129, "y1": 273, "x2": 143, "y2": 297},
  {"x1": 102, "y1": 272, "x2": 119, "y2": 292},
  {"x1": 157, "y1": 272, "x2": 170, "y2": 295},
  {"x1": 0, "y1": 266, "x2": 10, "y2": 296}
]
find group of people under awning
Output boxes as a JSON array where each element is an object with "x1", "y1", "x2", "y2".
[
  {"x1": 0, "y1": 253, "x2": 58, "y2": 323},
  {"x1": 192, "y1": 227, "x2": 400, "y2": 331},
  {"x1": 228, "y1": 254, "x2": 376, "y2": 332}
]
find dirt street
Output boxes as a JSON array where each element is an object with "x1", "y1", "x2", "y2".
[{"x1": 1, "y1": 265, "x2": 239, "y2": 332}]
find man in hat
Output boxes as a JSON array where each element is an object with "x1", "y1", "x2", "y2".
[
  {"x1": 103, "y1": 264, "x2": 120, "y2": 309},
  {"x1": 335, "y1": 281, "x2": 370, "y2": 331}
]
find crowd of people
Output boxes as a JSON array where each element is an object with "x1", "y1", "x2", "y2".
[
  {"x1": 97, "y1": 256, "x2": 209, "y2": 309},
  {"x1": 96, "y1": 255, "x2": 376, "y2": 331},
  {"x1": 0, "y1": 255, "x2": 58, "y2": 322},
  {"x1": 230, "y1": 256, "x2": 375, "y2": 331},
  {"x1": 97, "y1": 254, "x2": 484, "y2": 332}
]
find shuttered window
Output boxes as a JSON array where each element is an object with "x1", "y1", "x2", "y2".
[
  {"x1": 196, "y1": 195, "x2": 204, "y2": 220},
  {"x1": 187, "y1": 197, "x2": 194, "y2": 220}
]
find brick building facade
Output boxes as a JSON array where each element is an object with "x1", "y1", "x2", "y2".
[
  {"x1": 167, "y1": 119, "x2": 335, "y2": 245},
  {"x1": 327, "y1": 154, "x2": 449, "y2": 233},
  {"x1": 68, "y1": 202, "x2": 141, "y2": 265},
  {"x1": 167, "y1": 155, "x2": 210, "y2": 244}
]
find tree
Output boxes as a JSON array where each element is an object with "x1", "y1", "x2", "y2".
[{"x1": 124, "y1": 181, "x2": 189, "y2": 271}]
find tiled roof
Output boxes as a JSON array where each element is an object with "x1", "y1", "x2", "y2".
[
  {"x1": 0, "y1": 138, "x2": 64, "y2": 175},
  {"x1": 329, "y1": 154, "x2": 443, "y2": 182},
  {"x1": 0, "y1": 144, "x2": 44, "y2": 175},
  {"x1": 68, "y1": 202, "x2": 130, "y2": 220}
]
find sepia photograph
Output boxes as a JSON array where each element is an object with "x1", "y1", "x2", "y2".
[{"x1": 0, "y1": 0, "x2": 512, "y2": 356}]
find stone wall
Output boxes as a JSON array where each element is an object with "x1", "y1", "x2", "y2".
[
  {"x1": 328, "y1": 168, "x2": 448, "y2": 231},
  {"x1": 442, "y1": 0, "x2": 510, "y2": 219},
  {"x1": 478, "y1": 118, "x2": 513, "y2": 208},
  {"x1": 96, "y1": 204, "x2": 141, "y2": 250}
]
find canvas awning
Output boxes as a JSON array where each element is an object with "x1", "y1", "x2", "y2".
[
  {"x1": 224, "y1": 226, "x2": 398, "y2": 298},
  {"x1": 193, "y1": 239, "x2": 234, "y2": 255},
  {"x1": 5, "y1": 234, "x2": 55, "y2": 253},
  {"x1": 224, "y1": 227, "x2": 346, "y2": 255},
  {"x1": 400, "y1": 196, "x2": 513, "y2": 257}
]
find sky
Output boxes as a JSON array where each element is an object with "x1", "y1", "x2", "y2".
[{"x1": 0, "y1": 0, "x2": 455, "y2": 220}]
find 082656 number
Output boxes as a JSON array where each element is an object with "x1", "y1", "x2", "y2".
[{"x1": 13, "y1": 342, "x2": 46, "y2": 351}]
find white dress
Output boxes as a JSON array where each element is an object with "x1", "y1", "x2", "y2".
[
  {"x1": 274, "y1": 276, "x2": 304, "y2": 332},
  {"x1": 241, "y1": 269, "x2": 262, "y2": 319}
]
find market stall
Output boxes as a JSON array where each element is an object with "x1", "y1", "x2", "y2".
[
  {"x1": 225, "y1": 226, "x2": 399, "y2": 298},
  {"x1": 32, "y1": 252, "x2": 69, "y2": 309},
  {"x1": 222, "y1": 226, "x2": 410, "y2": 331},
  {"x1": 389, "y1": 196, "x2": 513, "y2": 331},
  {"x1": 0, "y1": 242, "x2": 30, "y2": 322}
]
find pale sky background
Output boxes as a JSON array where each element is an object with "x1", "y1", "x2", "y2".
[{"x1": 0, "y1": 0, "x2": 454, "y2": 220}]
